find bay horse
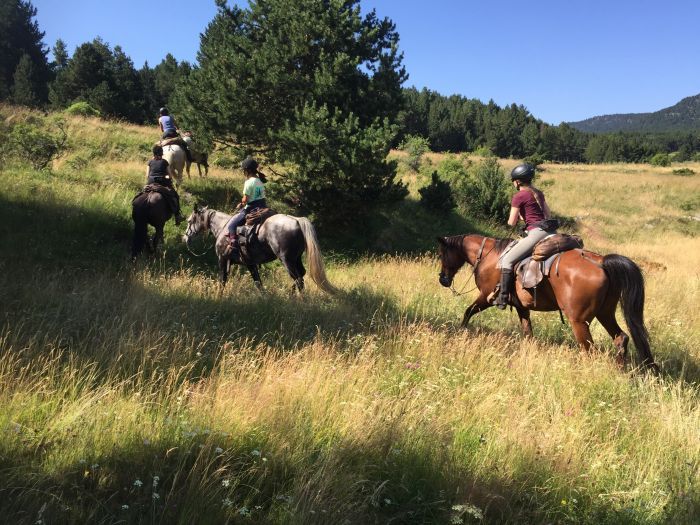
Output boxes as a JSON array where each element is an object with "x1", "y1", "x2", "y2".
[
  {"x1": 183, "y1": 205, "x2": 337, "y2": 294},
  {"x1": 437, "y1": 235, "x2": 659, "y2": 372}
]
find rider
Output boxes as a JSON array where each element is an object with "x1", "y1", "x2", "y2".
[
  {"x1": 226, "y1": 157, "x2": 267, "y2": 259},
  {"x1": 494, "y1": 163, "x2": 557, "y2": 310},
  {"x1": 157, "y1": 107, "x2": 192, "y2": 162},
  {"x1": 146, "y1": 145, "x2": 185, "y2": 225}
]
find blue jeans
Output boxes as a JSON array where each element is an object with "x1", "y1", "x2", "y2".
[
  {"x1": 227, "y1": 200, "x2": 267, "y2": 236},
  {"x1": 227, "y1": 210, "x2": 247, "y2": 236}
]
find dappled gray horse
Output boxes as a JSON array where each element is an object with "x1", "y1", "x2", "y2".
[{"x1": 183, "y1": 205, "x2": 337, "y2": 293}]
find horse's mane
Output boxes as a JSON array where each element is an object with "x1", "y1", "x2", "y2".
[{"x1": 445, "y1": 234, "x2": 512, "y2": 254}]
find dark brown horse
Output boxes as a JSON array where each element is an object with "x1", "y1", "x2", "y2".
[
  {"x1": 131, "y1": 192, "x2": 172, "y2": 258},
  {"x1": 437, "y1": 235, "x2": 658, "y2": 372}
]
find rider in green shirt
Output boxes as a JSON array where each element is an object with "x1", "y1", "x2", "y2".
[{"x1": 226, "y1": 158, "x2": 267, "y2": 259}]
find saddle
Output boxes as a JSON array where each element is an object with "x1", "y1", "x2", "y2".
[
  {"x1": 132, "y1": 184, "x2": 179, "y2": 214},
  {"x1": 158, "y1": 137, "x2": 187, "y2": 149},
  {"x1": 235, "y1": 208, "x2": 277, "y2": 260},
  {"x1": 499, "y1": 233, "x2": 585, "y2": 289}
]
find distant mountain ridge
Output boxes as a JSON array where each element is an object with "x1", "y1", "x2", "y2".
[{"x1": 568, "y1": 93, "x2": 700, "y2": 133}]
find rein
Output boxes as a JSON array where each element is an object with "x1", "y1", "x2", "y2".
[
  {"x1": 185, "y1": 210, "x2": 216, "y2": 256},
  {"x1": 450, "y1": 237, "x2": 488, "y2": 297}
]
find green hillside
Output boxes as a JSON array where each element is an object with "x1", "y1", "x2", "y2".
[{"x1": 569, "y1": 93, "x2": 700, "y2": 133}]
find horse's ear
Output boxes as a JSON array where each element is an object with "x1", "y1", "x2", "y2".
[{"x1": 436, "y1": 236, "x2": 448, "y2": 246}]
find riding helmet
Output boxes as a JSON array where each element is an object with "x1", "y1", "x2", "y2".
[
  {"x1": 510, "y1": 163, "x2": 535, "y2": 182},
  {"x1": 241, "y1": 157, "x2": 259, "y2": 172},
  {"x1": 159, "y1": 107, "x2": 169, "y2": 116}
]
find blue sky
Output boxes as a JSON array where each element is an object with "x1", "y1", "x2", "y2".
[{"x1": 32, "y1": 0, "x2": 700, "y2": 124}]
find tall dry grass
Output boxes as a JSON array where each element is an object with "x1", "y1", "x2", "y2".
[{"x1": 0, "y1": 109, "x2": 698, "y2": 524}]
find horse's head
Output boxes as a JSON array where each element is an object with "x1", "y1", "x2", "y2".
[
  {"x1": 437, "y1": 236, "x2": 467, "y2": 287},
  {"x1": 182, "y1": 204, "x2": 210, "y2": 244}
]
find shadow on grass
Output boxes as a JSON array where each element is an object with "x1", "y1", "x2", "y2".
[{"x1": 2, "y1": 420, "x2": 684, "y2": 525}]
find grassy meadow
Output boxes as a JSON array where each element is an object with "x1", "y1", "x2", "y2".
[{"x1": 0, "y1": 106, "x2": 699, "y2": 524}]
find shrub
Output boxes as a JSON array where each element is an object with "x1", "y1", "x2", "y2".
[
  {"x1": 472, "y1": 145, "x2": 493, "y2": 157},
  {"x1": 419, "y1": 171, "x2": 456, "y2": 214},
  {"x1": 399, "y1": 134, "x2": 431, "y2": 171},
  {"x1": 459, "y1": 157, "x2": 511, "y2": 222},
  {"x1": 649, "y1": 153, "x2": 670, "y2": 167},
  {"x1": 672, "y1": 168, "x2": 695, "y2": 176},
  {"x1": 64, "y1": 101, "x2": 101, "y2": 118},
  {"x1": 523, "y1": 153, "x2": 546, "y2": 169},
  {"x1": 8, "y1": 117, "x2": 68, "y2": 170}
]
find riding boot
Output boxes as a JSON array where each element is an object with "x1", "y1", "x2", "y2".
[
  {"x1": 225, "y1": 233, "x2": 240, "y2": 261},
  {"x1": 494, "y1": 269, "x2": 515, "y2": 310}
]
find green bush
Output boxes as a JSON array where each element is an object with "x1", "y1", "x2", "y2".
[
  {"x1": 523, "y1": 153, "x2": 546, "y2": 169},
  {"x1": 418, "y1": 171, "x2": 456, "y2": 214},
  {"x1": 64, "y1": 101, "x2": 101, "y2": 118},
  {"x1": 8, "y1": 117, "x2": 68, "y2": 170},
  {"x1": 399, "y1": 134, "x2": 430, "y2": 171},
  {"x1": 472, "y1": 145, "x2": 493, "y2": 157},
  {"x1": 649, "y1": 153, "x2": 671, "y2": 167},
  {"x1": 459, "y1": 157, "x2": 511, "y2": 222},
  {"x1": 672, "y1": 168, "x2": 695, "y2": 176}
]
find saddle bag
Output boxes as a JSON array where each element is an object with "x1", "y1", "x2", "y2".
[{"x1": 532, "y1": 234, "x2": 583, "y2": 261}]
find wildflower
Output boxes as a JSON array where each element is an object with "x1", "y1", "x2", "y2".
[
  {"x1": 384, "y1": 498, "x2": 392, "y2": 505},
  {"x1": 133, "y1": 479, "x2": 143, "y2": 488},
  {"x1": 561, "y1": 499, "x2": 567, "y2": 505},
  {"x1": 152, "y1": 493, "x2": 160, "y2": 500},
  {"x1": 215, "y1": 447, "x2": 223, "y2": 454},
  {"x1": 262, "y1": 457, "x2": 268, "y2": 462},
  {"x1": 222, "y1": 498, "x2": 233, "y2": 508},
  {"x1": 121, "y1": 505, "x2": 129, "y2": 510},
  {"x1": 251, "y1": 449, "x2": 261, "y2": 456},
  {"x1": 153, "y1": 476, "x2": 160, "y2": 488},
  {"x1": 222, "y1": 479, "x2": 230, "y2": 488},
  {"x1": 238, "y1": 506, "x2": 251, "y2": 516}
]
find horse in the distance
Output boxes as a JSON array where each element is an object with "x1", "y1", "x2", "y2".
[
  {"x1": 131, "y1": 192, "x2": 172, "y2": 258},
  {"x1": 182, "y1": 135, "x2": 209, "y2": 177},
  {"x1": 183, "y1": 205, "x2": 337, "y2": 294},
  {"x1": 437, "y1": 234, "x2": 659, "y2": 372},
  {"x1": 162, "y1": 144, "x2": 186, "y2": 185}
]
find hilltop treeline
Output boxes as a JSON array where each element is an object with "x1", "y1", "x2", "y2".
[{"x1": 5, "y1": 0, "x2": 700, "y2": 168}]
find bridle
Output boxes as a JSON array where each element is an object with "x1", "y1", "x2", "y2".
[
  {"x1": 185, "y1": 209, "x2": 216, "y2": 256},
  {"x1": 448, "y1": 236, "x2": 488, "y2": 297}
]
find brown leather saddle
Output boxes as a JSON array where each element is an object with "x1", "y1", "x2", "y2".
[
  {"x1": 236, "y1": 208, "x2": 278, "y2": 259},
  {"x1": 499, "y1": 234, "x2": 584, "y2": 289}
]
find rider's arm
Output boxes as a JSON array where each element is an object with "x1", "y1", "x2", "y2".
[
  {"x1": 145, "y1": 165, "x2": 150, "y2": 181},
  {"x1": 507, "y1": 206, "x2": 520, "y2": 227}
]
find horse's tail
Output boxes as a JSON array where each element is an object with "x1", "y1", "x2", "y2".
[
  {"x1": 602, "y1": 254, "x2": 658, "y2": 372},
  {"x1": 131, "y1": 195, "x2": 149, "y2": 258},
  {"x1": 294, "y1": 217, "x2": 338, "y2": 295}
]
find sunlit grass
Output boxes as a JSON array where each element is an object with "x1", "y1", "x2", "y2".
[{"x1": 0, "y1": 111, "x2": 698, "y2": 523}]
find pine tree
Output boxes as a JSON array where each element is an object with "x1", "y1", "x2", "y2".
[
  {"x1": 11, "y1": 52, "x2": 38, "y2": 106},
  {"x1": 0, "y1": 0, "x2": 51, "y2": 103},
  {"x1": 176, "y1": 0, "x2": 408, "y2": 225}
]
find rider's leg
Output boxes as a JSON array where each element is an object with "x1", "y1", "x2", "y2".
[
  {"x1": 495, "y1": 227, "x2": 550, "y2": 309},
  {"x1": 226, "y1": 209, "x2": 247, "y2": 258}
]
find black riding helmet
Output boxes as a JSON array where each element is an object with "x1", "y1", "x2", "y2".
[
  {"x1": 241, "y1": 157, "x2": 259, "y2": 172},
  {"x1": 510, "y1": 163, "x2": 535, "y2": 182},
  {"x1": 159, "y1": 107, "x2": 169, "y2": 116}
]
